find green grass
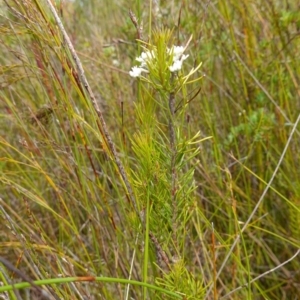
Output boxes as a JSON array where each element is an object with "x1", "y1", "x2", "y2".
[{"x1": 0, "y1": 0, "x2": 300, "y2": 299}]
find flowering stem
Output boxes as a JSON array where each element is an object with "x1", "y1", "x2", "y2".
[{"x1": 168, "y1": 89, "x2": 178, "y2": 249}]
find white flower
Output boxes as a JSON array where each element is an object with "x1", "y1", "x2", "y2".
[
  {"x1": 136, "y1": 50, "x2": 155, "y2": 66},
  {"x1": 168, "y1": 45, "x2": 189, "y2": 61},
  {"x1": 167, "y1": 45, "x2": 189, "y2": 72},
  {"x1": 136, "y1": 52, "x2": 147, "y2": 65},
  {"x1": 169, "y1": 49, "x2": 189, "y2": 72},
  {"x1": 172, "y1": 46, "x2": 185, "y2": 60},
  {"x1": 130, "y1": 44, "x2": 189, "y2": 76},
  {"x1": 129, "y1": 66, "x2": 148, "y2": 77},
  {"x1": 169, "y1": 59, "x2": 183, "y2": 72},
  {"x1": 173, "y1": 45, "x2": 184, "y2": 54}
]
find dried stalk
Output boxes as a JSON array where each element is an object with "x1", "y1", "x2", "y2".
[{"x1": 44, "y1": 0, "x2": 140, "y2": 219}]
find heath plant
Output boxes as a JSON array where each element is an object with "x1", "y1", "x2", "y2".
[{"x1": 129, "y1": 28, "x2": 208, "y2": 298}]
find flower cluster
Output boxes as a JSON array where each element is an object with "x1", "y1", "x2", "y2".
[
  {"x1": 168, "y1": 46, "x2": 189, "y2": 72},
  {"x1": 129, "y1": 45, "x2": 189, "y2": 78}
]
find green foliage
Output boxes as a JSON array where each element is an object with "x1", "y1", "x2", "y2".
[
  {"x1": 155, "y1": 259, "x2": 206, "y2": 300},
  {"x1": 225, "y1": 108, "x2": 276, "y2": 147}
]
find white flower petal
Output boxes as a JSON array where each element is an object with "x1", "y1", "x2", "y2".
[
  {"x1": 172, "y1": 46, "x2": 185, "y2": 60},
  {"x1": 129, "y1": 66, "x2": 148, "y2": 77},
  {"x1": 136, "y1": 56, "x2": 145, "y2": 63},
  {"x1": 169, "y1": 45, "x2": 188, "y2": 62},
  {"x1": 173, "y1": 46, "x2": 185, "y2": 55},
  {"x1": 169, "y1": 60, "x2": 183, "y2": 72},
  {"x1": 136, "y1": 50, "x2": 156, "y2": 67},
  {"x1": 129, "y1": 66, "x2": 143, "y2": 77},
  {"x1": 141, "y1": 51, "x2": 149, "y2": 60}
]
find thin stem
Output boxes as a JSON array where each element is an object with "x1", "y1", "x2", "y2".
[
  {"x1": 149, "y1": 232, "x2": 170, "y2": 271},
  {"x1": 220, "y1": 249, "x2": 300, "y2": 299},
  {"x1": 169, "y1": 90, "x2": 178, "y2": 248},
  {"x1": 205, "y1": 112, "x2": 300, "y2": 298}
]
